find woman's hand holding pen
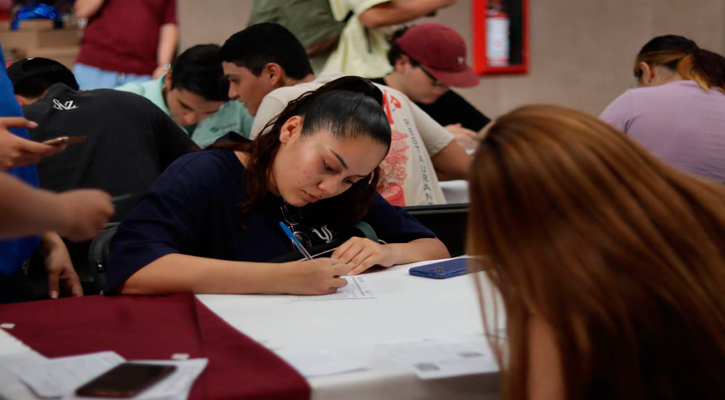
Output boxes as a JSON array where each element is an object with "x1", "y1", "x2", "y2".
[
  {"x1": 332, "y1": 237, "x2": 399, "y2": 276},
  {"x1": 281, "y1": 258, "x2": 352, "y2": 295}
]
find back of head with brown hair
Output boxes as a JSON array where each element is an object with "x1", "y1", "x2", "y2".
[
  {"x1": 634, "y1": 34, "x2": 725, "y2": 91},
  {"x1": 467, "y1": 105, "x2": 725, "y2": 400}
]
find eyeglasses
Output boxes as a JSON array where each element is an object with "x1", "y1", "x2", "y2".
[
  {"x1": 417, "y1": 65, "x2": 448, "y2": 89},
  {"x1": 281, "y1": 202, "x2": 312, "y2": 249}
]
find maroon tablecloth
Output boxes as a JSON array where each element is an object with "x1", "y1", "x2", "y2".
[{"x1": 0, "y1": 292, "x2": 310, "y2": 400}]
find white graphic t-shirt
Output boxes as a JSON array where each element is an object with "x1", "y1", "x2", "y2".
[{"x1": 251, "y1": 71, "x2": 451, "y2": 206}]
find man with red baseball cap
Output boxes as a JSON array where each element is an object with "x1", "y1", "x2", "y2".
[{"x1": 370, "y1": 23, "x2": 491, "y2": 150}]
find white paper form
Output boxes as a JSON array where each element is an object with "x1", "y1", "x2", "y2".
[
  {"x1": 0, "y1": 326, "x2": 39, "y2": 357},
  {"x1": 293, "y1": 276, "x2": 376, "y2": 301},
  {"x1": 368, "y1": 336, "x2": 496, "y2": 379},
  {"x1": 7, "y1": 350, "x2": 207, "y2": 400},
  {"x1": 0, "y1": 328, "x2": 48, "y2": 400},
  {"x1": 62, "y1": 358, "x2": 209, "y2": 400},
  {"x1": 278, "y1": 350, "x2": 367, "y2": 378},
  {"x1": 8, "y1": 351, "x2": 124, "y2": 398}
]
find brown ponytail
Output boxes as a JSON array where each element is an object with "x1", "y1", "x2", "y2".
[{"x1": 677, "y1": 49, "x2": 725, "y2": 91}]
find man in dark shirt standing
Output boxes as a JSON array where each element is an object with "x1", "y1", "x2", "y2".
[
  {"x1": 8, "y1": 58, "x2": 197, "y2": 293},
  {"x1": 370, "y1": 23, "x2": 491, "y2": 151}
]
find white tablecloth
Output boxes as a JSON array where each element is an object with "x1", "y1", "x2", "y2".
[
  {"x1": 440, "y1": 180, "x2": 469, "y2": 204},
  {"x1": 198, "y1": 259, "x2": 503, "y2": 400}
]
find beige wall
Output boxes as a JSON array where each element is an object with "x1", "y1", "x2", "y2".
[{"x1": 179, "y1": 0, "x2": 725, "y2": 118}]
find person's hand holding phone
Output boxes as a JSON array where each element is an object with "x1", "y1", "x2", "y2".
[
  {"x1": 56, "y1": 190, "x2": 115, "y2": 242},
  {"x1": 0, "y1": 117, "x2": 65, "y2": 170}
]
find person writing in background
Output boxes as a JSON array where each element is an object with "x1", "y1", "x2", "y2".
[
  {"x1": 117, "y1": 44, "x2": 255, "y2": 147},
  {"x1": 600, "y1": 35, "x2": 725, "y2": 183},
  {"x1": 468, "y1": 105, "x2": 725, "y2": 399},
  {"x1": 370, "y1": 23, "x2": 491, "y2": 151},
  {"x1": 73, "y1": 0, "x2": 178, "y2": 89},
  {"x1": 106, "y1": 77, "x2": 449, "y2": 296}
]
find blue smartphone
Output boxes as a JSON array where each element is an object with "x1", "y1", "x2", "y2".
[{"x1": 409, "y1": 258, "x2": 470, "y2": 279}]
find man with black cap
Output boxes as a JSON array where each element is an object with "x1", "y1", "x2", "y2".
[
  {"x1": 370, "y1": 23, "x2": 491, "y2": 151},
  {"x1": 7, "y1": 57, "x2": 197, "y2": 293}
]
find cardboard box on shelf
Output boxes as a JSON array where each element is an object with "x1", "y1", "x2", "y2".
[
  {"x1": 0, "y1": 19, "x2": 57, "y2": 31},
  {"x1": 0, "y1": 26, "x2": 80, "y2": 50}
]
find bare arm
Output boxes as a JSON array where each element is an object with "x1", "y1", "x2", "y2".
[
  {"x1": 153, "y1": 23, "x2": 179, "y2": 78},
  {"x1": 0, "y1": 173, "x2": 113, "y2": 240},
  {"x1": 74, "y1": 0, "x2": 105, "y2": 19},
  {"x1": 431, "y1": 140, "x2": 471, "y2": 181},
  {"x1": 527, "y1": 316, "x2": 565, "y2": 400},
  {"x1": 359, "y1": 0, "x2": 457, "y2": 29},
  {"x1": 119, "y1": 254, "x2": 353, "y2": 295}
]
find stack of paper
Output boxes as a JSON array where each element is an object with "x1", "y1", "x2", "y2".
[{"x1": 7, "y1": 351, "x2": 207, "y2": 400}]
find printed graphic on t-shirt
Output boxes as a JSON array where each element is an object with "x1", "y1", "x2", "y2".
[
  {"x1": 377, "y1": 127, "x2": 409, "y2": 206},
  {"x1": 378, "y1": 89, "x2": 439, "y2": 206}
]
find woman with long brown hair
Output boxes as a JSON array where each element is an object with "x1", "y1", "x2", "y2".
[
  {"x1": 468, "y1": 105, "x2": 725, "y2": 400},
  {"x1": 600, "y1": 34, "x2": 725, "y2": 183}
]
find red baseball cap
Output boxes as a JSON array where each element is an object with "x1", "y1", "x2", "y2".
[{"x1": 396, "y1": 23, "x2": 479, "y2": 88}]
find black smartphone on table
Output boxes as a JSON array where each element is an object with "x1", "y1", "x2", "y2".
[{"x1": 75, "y1": 363, "x2": 176, "y2": 398}]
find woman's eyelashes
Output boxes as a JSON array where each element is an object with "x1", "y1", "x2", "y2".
[
  {"x1": 323, "y1": 160, "x2": 335, "y2": 173},
  {"x1": 322, "y1": 160, "x2": 355, "y2": 185}
]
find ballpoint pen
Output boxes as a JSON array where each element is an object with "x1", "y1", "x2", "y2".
[{"x1": 279, "y1": 222, "x2": 313, "y2": 260}]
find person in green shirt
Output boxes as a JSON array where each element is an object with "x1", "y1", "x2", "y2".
[{"x1": 117, "y1": 44, "x2": 254, "y2": 148}]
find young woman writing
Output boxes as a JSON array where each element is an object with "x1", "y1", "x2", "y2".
[{"x1": 106, "y1": 77, "x2": 449, "y2": 295}]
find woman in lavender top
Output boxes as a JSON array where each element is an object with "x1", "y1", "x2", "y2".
[{"x1": 600, "y1": 35, "x2": 725, "y2": 183}]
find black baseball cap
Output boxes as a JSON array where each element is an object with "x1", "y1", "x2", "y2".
[{"x1": 7, "y1": 57, "x2": 79, "y2": 90}]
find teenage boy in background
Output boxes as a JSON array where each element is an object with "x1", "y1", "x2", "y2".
[
  {"x1": 370, "y1": 23, "x2": 491, "y2": 150},
  {"x1": 117, "y1": 44, "x2": 255, "y2": 147},
  {"x1": 220, "y1": 23, "x2": 469, "y2": 207}
]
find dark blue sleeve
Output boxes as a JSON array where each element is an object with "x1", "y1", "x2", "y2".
[
  {"x1": 105, "y1": 152, "x2": 221, "y2": 292},
  {"x1": 363, "y1": 193, "x2": 436, "y2": 243}
]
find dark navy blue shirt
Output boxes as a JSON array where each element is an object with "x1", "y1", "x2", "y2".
[{"x1": 106, "y1": 148, "x2": 435, "y2": 292}]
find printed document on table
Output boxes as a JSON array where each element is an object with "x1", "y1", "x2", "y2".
[
  {"x1": 368, "y1": 336, "x2": 498, "y2": 379},
  {"x1": 7, "y1": 350, "x2": 207, "y2": 400},
  {"x1": 7, "y1": 351, "x2": 124, "y2": 398},
  {"x1": 293, "y1": 276, "x2": 376, "y2": 301},
  {"x1": 278, "y1": 350, "x2": 367, "y2": 377}
]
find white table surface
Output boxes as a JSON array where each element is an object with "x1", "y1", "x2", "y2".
[
  {"x1": 198, "y1": 258, "x2": 503, "y2": 400},
  {"x1": 440, "y1": 180, "x2": 469, "y2": 204},
  {"x1": 0, "y1": 259, "x2": 503, "y2": 400}
]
